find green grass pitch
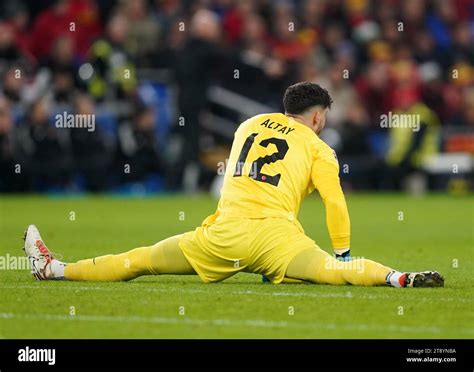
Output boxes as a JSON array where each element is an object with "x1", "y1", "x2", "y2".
[{"x1": 0, "y1": 193, "x2": 472, "y2": 338}]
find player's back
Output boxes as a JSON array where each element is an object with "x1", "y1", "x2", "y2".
[{"x1": 217, "y1": 112, "x2": 320, "y2": 220}]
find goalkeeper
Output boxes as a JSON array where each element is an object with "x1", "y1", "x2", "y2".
[{"x1": 23, "y1": 82, "x2": 444, "y2": 288}]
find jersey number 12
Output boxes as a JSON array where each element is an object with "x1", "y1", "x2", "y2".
[{"x1": 233, "y1": 133, "x2": 289, "y2": 186}]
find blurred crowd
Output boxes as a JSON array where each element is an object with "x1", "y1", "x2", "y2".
[{"x1": 0, "y1": 0, "x2": 472, "y2": 193}]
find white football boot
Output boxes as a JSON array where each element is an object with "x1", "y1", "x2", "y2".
[{"x1": 23, "y1": 225, "x2": 65, "y2": 280}]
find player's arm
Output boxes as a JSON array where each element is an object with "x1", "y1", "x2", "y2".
[{"x1": 311, "y1": 144, "x2": 351, "y2": 260}]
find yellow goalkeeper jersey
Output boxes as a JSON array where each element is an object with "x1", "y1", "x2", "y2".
[{"x1": 212, "y1": 112, "x2": 350, "y2": 250}]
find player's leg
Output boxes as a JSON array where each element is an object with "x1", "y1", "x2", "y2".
[
  {"x1": 285, "y1": 248, "x2": 444, "y2": 288},
  {"x1": 64, "y1": 235, "x2": 196, "y2": 281},
  {"x1": 251, "y1": 218, "x2": 443, "y2": 288},
  {"x1": 23, "y1": 225, "x2": 196, "y2": 281},
  {"x1": 285, "y1": 248, "x2": 390, "y2": 286}
]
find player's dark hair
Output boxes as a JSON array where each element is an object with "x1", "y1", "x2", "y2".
[{"x1": 283, "y1": 82, "x2": 333, "y2": 115}]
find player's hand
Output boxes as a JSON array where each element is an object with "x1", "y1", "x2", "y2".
[{"x1": 335, "y1": 249, "x2": 351, "y2": 262}]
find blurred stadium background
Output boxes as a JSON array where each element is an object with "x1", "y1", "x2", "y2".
[{"x1": 0, "y1": 0, "x2": 472, "y2": 195}]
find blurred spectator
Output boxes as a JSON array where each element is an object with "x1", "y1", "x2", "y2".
[
  {"x1": 385, "y1": 88, "x2": 441, "y2": 190},
  {"x1": 86, "y1": 13, "x2": 137, "y2": 100},
  {"x1": 70, "y1": 94, "x2": 114, "y2": 191},
  {"x1": 29, "y1": 0, "x2": 71, "y2": 60},
  {"x1": 230, "y1": 12, "x2": 286, "y2": 104},
  {"x1": 413, "y1": 29, "x2": 444, "y2": 64},
  {"x1": 67, "y1": 0, "x2": 102, "y2": 57},
  {"x1": 120, "y1": 0, "x2": 161, "y2": 67},
  {"x1": 152, "y1": 0, "x2": 183, "y2": 46},
  {"x1": 339, "y1": 98, "x2": 379, "y2": 189},
  {"x1": 0, "y1": 22, "x2": 24, "y2": 64},
  {"x1": 270, "y1": 1, "x2": 311, "y2": 62},
  {"x1": 321, "y1": 23, "x2": 351, "y2": 64},
  {"x1": 0, "y1": 95, "x2": 22, "y2": 191},
  {"x1": 316, "y1": 62, "x2": 357, "y2": 130},
  {"x1": 29, "y1": 0, "x2": 101, "y2": 60},
  {"x1": 14, "y1": 96, "x2": 72, "y2": 190},
  {"x1": 299, "y1": 0, "x2": 326, "y2": 35},
  {"x1": 427, "y1": 0, "x2": 458, "y2": 51},
  {"x1": 401, "y1": 0, "x2": 427, "y2": 35},
  {"x1": 355, "y1": 62, "x2": 393, "y2": 126},
  {"x1": 1, "y1": 64, "x2": 26, "y2": 104},
  {"x1": 41, "y1": 35, "x2": 80, "y2": 103},
  {"x1": 116, "y1": 104, "x2": 162, "y2": 184},
  {"x1": 452, "y1": 22, "x2": 474, "y2": 64},
  {"x1": 223, "y1": 0, "x2": 255, "y2": 43},
  {"x1": 453, "y1": 87, "x2": 474, "y2": 127},
  {"x1": 3, "y1": 2, "x2": 33, "y2": 64},
  {"x1": 341, "y1": 99, "x2": 371, "y2": 156},
  {"x1": 419, "y1": 62, "x2": 448, "y2": 121},
  {"x1": 172, "y1": 9, "x2": 222, "y2": 191}
]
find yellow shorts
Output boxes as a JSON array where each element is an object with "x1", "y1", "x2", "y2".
[{"x1": 179, "y1": 215, "x2": 318, "y2": 283}]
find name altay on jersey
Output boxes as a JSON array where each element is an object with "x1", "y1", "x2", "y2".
[{"x1": 259, "y1": 119, "x2": 295, "y2": 135}]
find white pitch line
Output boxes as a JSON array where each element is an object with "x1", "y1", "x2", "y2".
[
  {"x1": 0, "y1": 284, "x2": 471, "y2": 303},
  {"x1": 0, "y1": 312, "x2": 290, "y2": 329},
  {"x1": 2, "y1": 312, "x2": 470, "y2": 336}
]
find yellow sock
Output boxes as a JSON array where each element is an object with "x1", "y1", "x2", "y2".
[
  {"x1": 286, "y1": 248, "x2": 392, "y2": 286},
  {"x1": 64, "y1": 234, "x2": 195, "y2": 281}
]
